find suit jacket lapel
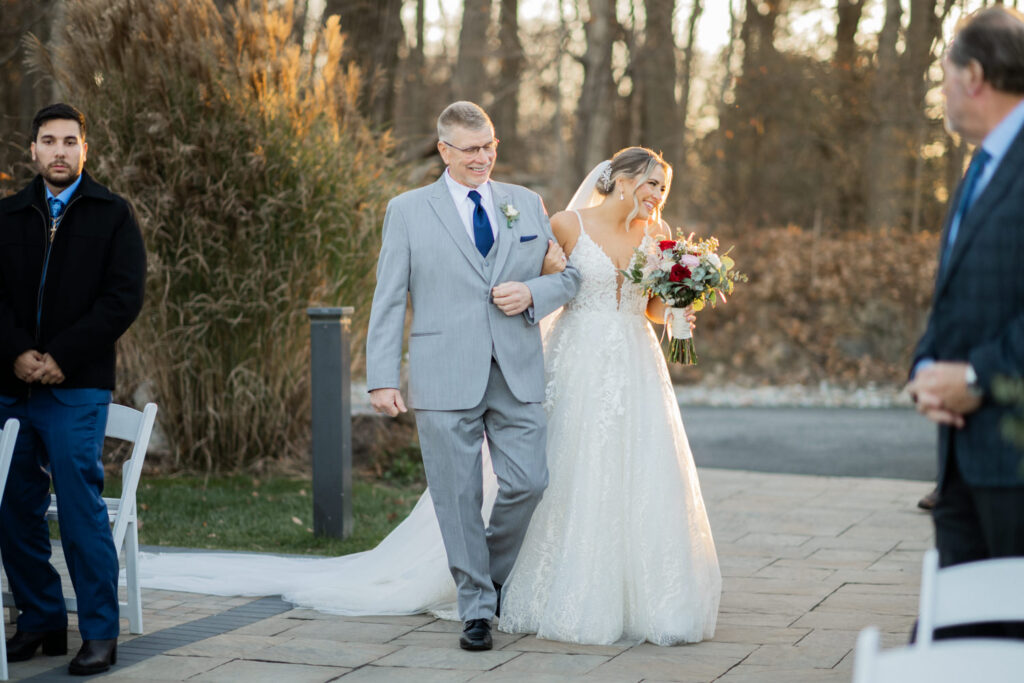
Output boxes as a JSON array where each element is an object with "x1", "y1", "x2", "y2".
[
  {"x1": 936, "y1": 127, "x2": 1024, "y2": 298},
  {"x1": 427, "y1": 176, "x2": 486, "y2": 281},
  {"x1": 489, "y1": 183, "x2": 515, "y2": 285}
]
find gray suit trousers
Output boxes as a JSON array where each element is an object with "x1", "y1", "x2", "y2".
[{"x1": 415, "y1": 359, "x2": 548, "y2": 621}]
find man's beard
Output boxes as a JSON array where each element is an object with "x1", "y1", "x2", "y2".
[{"x1": 41, "y1": 165, "x2": 81, "y2": 190}]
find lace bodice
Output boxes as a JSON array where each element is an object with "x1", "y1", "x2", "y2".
[{"x1": 564, "y1": 211, "x2": 650, "y2": 317}]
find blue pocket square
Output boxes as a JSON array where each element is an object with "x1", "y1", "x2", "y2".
[{"x1": 520, "y1": 235, "x2": 539, "y2": 242}]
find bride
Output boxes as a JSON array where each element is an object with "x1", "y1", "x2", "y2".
[{"x1": 136, "y1": 148, "x2": 721, "y2": 646}]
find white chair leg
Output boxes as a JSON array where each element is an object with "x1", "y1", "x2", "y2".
[
  {"x1": 1, "y1": 611, "x2": 8, "y2": 682},
  {"x1": 126, "y1": 521, "x2": 143, "y2": 635}
]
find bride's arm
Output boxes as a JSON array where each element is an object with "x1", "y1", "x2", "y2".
[{"x1": 645, "y1": 218, "x2": 672, "y2": 323}]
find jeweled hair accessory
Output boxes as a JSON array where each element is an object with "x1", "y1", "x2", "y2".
[{"x1": 598, "y1": 164, "x2": 613, "y2": 192}]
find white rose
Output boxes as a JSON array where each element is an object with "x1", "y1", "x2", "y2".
[{"x1": 706, "y1": 253, "x2": 722, "y2": 269}]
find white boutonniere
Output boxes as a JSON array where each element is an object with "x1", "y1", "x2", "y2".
[{"x1": 500, "y1": 202, "x2": 520, "y2": 228}]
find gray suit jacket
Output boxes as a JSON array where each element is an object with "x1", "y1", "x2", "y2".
[{"x1": 366, "y1": 175, "x2": 581, "y2": 410}]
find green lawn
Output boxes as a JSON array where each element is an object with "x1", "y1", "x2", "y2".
[{"x1": 88, "y1": 475, "x2": 426, "y2": 556}]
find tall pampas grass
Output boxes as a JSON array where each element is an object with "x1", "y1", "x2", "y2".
[{"x1": 28, "y1": 0, "x2": 404, "y2": 472}]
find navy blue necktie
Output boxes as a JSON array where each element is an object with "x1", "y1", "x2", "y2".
[
  {"x1": 943, "y1": 149, "x2": 991, "y2": 270},
  {"x1": 468, "y1": 190, "x2": 494, "y2": 257},
  {"x1": 48, "y1": 197, "x2": 65, "y2": 220}
]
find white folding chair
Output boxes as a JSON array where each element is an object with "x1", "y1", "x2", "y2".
[
  {"x1": 853, "y1": 626, "x2": 1024, "y2": 683},
  {"x1": 0, "y1": 417, "x2": 22, "y2": 681},
  {"x1": 915, "y1": 547, "x2": 1024, "y2": 645},
  {"x1": 1, "y1": 403, "x2": 157, "y2": 636}
]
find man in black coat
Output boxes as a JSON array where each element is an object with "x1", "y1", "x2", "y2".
[
  {"x1": 908, "y1": 7, "x2": 1024, "y2": 636},
  {"x1": 0, "y1": 103, "x2": 146, "y2": 674}
]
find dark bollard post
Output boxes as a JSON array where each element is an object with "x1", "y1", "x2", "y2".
[{"x1": 307, "y1": 307, "x2": 354, "y2": 539}]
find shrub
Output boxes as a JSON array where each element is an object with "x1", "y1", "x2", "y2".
[
  {"x1": 29, "y1": 0, "x2": 405, "y2": 471},
  {"x1": 671, "y1": 226, "x2": 939, "y2": 387}
]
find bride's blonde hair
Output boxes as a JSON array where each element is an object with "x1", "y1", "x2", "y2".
[{"x1": 597, "y1": 147, "x2": 672, "y2": 230}]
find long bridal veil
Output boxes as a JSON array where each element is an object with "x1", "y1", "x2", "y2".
[{"x1": 135, "y1": 450, "x2": 500, "y2": 619}]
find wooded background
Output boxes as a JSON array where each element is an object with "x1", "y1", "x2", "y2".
[
  {"x1": 4, "y1": 0, "x2": 1019, "y2": 229},
  {"x1": 0, "y1": 0, "x2": 1018, "y2": 470}
]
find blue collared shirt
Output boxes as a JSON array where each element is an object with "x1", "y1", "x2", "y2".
[{"x1": 45, "y1": 173, "x2": 83, "y2": 209}]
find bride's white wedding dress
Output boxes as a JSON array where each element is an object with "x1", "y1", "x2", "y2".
[
  {"x1": 135, "y1": 201, "x2": 720, "y2": 646},
  {"x1": 497, "y1": 212, "x2": 720, "y2": 645}
]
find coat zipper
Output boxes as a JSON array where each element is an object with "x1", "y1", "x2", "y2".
[{"x1": 34, "y1": 194, "x2": 81, "y2": 343}]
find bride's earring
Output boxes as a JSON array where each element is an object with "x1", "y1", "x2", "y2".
[{"x1": 619, "y1": 187, "x2": 625, "y2": 201}]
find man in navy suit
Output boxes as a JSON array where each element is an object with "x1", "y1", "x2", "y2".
[
  {"x1": 908, "y1": 7, "x2": 1024, "y2": 636},
  {"x1": 0, "y1": 104, "x2": 146, "y2": 674}
]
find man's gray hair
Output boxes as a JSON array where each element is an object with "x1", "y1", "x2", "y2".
[
  {"x1": 950, "y1": 7, "x2": 1024, "y2": 95},
  {"x1": 437, "y1": 101, "x2": 494, "y2": 142}
]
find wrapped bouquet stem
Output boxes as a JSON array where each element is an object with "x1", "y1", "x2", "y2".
[
  {"x1": 664, "y1": 307, "x2": 697, "y2": 365},
  {"x1": 622, "y1": 234, "x2": 746, "y2": 366}
]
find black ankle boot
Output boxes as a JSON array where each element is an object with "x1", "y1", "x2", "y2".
[
  {"x1": 5, "y1": 629, "x2": 68, "y2": 662},
  {"x1": 68, "y1": 638, "x2": 117, "y2": 675}
]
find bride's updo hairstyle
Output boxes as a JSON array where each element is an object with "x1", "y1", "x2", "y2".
[{"x1": 596, "y1": 146, "x2": 672, "y2": 231}]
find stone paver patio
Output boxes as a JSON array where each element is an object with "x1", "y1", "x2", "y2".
[{"x1": 4, "y1": 468, "x2": 933, "y2": 682}]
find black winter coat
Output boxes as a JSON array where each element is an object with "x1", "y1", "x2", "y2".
[{"x1": 0, "y1": 171, "x2": 146, "y2": 396}]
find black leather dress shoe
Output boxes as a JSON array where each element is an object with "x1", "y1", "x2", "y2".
[
  {"x1": 68, "y1": 639, "x2": 117, "y2": 676},
  {"x1": 917, "y1": 487, "x2": 940, "y2": 511},
  {"x1": 5, "y1": 629, "x2": 67, "y2": 662},
  {"x1": 459, "y1": 618, "x2": 493, "y2": 651}
]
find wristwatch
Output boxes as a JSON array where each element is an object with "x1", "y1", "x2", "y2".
[{"x1": 965, "y1": 363, "x2": 982, "y2": 397}]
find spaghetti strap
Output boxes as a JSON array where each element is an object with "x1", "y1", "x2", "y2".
[{"x1": 571, "y1": 209, "x2": 587, "y2": 236}]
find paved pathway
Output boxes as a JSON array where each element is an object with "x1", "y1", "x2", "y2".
[{"x1": 3, "y1": 467, "x2": 933, "y2": 682}]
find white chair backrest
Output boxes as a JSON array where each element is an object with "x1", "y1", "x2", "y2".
[
  {"x1": 108, "y1": 403, "x2": 158, "y2": 551},
  {"x1": 917, "y1": 547, "x2": 1024, "y2": 646},
  {"x1": 0, "y1": 418, "x2": 18, "y2": 681},
  {"x1": 0, "y1": 418, "x2": 16, "y2": 500},
  {"x1": 854, "y1": 626, "x2": 1024, "y2": 683}
]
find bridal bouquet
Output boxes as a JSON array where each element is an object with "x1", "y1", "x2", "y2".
[{"x1": 621, "y1": 234, "x2": 745, "y2": 365}]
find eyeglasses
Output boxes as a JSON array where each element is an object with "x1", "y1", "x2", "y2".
[{"x1": 441, "y1": 138, "x2": 500, "y2": 155}]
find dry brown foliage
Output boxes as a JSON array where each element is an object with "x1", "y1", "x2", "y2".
[
  {"x1": 672, "y1": 226, "x2": 940, "y2": 387},
  {"x1": 28, "y1": 0, "x2": 405, "y2": 472}
]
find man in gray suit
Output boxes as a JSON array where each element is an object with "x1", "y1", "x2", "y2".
[
  {"x1": 907, "y1": 6, "x2": 1024, "y2": 637},
  {"x1": 366, "y1": 102, "x2": 580, "y2": 650}
]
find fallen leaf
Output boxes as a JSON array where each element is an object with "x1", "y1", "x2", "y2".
[{"x1": 291, "y1": 516, "x2": 303, "y2": 525}]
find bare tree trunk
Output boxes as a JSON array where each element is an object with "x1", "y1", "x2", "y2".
[
  {"x1": 680, "y1": 0, "x2": 704, "y2": 132},
  {"x1": 493, "y1": 0, "x2": 522, "y2": 161},
  {"x1": 290, "y1": 0, "x2": 309, "y2": 49},
  {"x1": 0, "y1": 0, "x2": 57, "y2": 178},
  {"x1": 455, "y1": 0, "x2": 492, "y2": 104},
  {"x1": 865, "y1": 0, "x2": 903, "y2": 230},
  {"x1": 637, "y1": 0, "x2": 680, "y2": 165},
  {"x1": 575, "y1": 0, "x2": 619, "y2": 178},
  {"x1": 833, "y1": 0, "x2": 866, "y2": 229},
  {"x1": 395, "y1": 0, "x2": 431, "y2": 150},
  {"x1": 323, "y1": 0, "x2": 404, "y2": 125},
  {"x1": 724, "y1": 0, "x2": 782, "y2": 226}
]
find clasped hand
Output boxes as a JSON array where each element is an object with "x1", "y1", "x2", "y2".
[
  {"x1": 906, "y1": 361, "x2": 980, "y2": 429},
  {"x1": 14, "y1": 350, "x2": 65, "y2": 384},
  {"x1": 492, "y1": 240, "x2": 566, "y2": 317}
]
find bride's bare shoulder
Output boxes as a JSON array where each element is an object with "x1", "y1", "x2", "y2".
[{"x1": 549, "y1": 210, "x2": 582, "y2": 253}]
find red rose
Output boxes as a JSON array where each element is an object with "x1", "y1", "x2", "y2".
[
  {"x1": 669, "y1": 264, "x2": 691, "y2": 282},
  {"x1": 659, "y1": 240, "x2": 677, "y2": 251}
]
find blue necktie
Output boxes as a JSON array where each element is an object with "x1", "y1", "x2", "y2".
[
  {"x1": 48, "y1": 197, "x2": 65, "y2": 220},
  {"x1": 942, "y1": 149, "x2": 991, "y2": 270},
  {"x1": 468, "y1": 190, "x2": 494, "y2": 257}
]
